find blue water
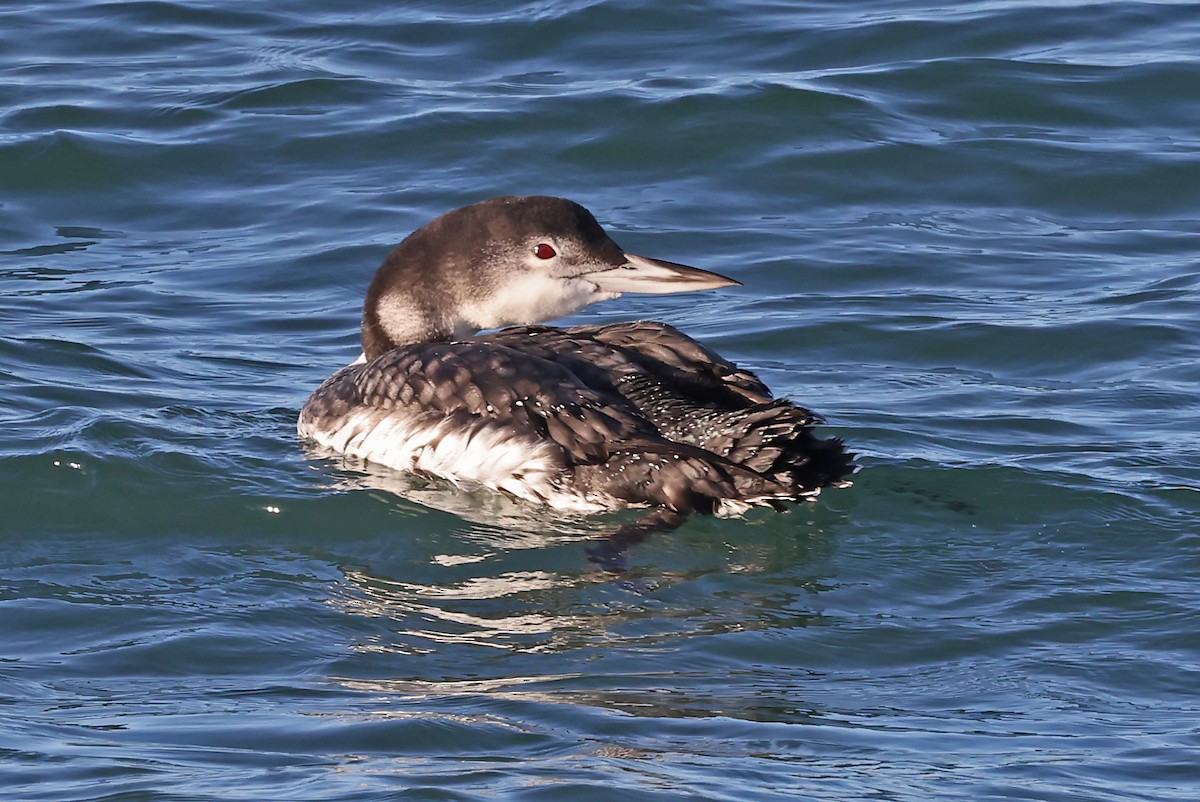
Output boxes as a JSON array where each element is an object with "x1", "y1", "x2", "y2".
[{"x1": 3, "y1": 1, "x2": 1200, "y2": 800}]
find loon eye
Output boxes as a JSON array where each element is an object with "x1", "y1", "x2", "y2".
[{"x1": 533, "y1": 243, "x2": 557, "y2": 260}]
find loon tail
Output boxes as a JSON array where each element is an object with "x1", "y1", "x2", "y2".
[
  {"x1": 717, "y1": 399, "x2": 857, "y2": 505},
  {"x1": 578, "y1": 397, "x2": 856, "y2": 570},
  {"x1": 606, "y1": 370, "x2": 857, "y2": 509}
]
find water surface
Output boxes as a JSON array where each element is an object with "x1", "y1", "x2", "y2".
[{"x1": 2, "y1": 2, "x2": 1199, "y2": 800}]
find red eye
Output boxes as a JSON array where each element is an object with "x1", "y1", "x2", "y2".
[{"x1": 533, "y1": 243, "x2": 556, "y2": 259}]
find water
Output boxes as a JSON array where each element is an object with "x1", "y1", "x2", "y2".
[{"x1": 3, "y1": 1, "x2": 1199, "y2": 799}]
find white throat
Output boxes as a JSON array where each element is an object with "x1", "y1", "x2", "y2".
[{"x1": 459, "y1": 274, "x2": 619, "y2": 333}]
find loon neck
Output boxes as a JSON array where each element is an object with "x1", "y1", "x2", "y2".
[
  {"x1": 361, "y1": 306, "x2": 410, "y2": 360},
  {"x1": 361, "y1": 302, "x2": 476, "y2": 359},
  {"x1": 361, "y1": 280, "x2": 483, "y2": 359}
]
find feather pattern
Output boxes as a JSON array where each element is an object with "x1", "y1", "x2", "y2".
[
  {"x1": 300, "y1": 327, "x2": 853, "y2": 514},
  {"x1": 297, "y1": 195, "x2": 855, "y2": 526}
]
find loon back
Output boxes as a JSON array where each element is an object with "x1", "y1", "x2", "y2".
[{"x1": 298, "y1": 196, "x2": 855, "y2": 545}]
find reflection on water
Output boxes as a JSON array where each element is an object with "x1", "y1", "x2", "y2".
[
  {"x1": 304, "y1": 443, "x2": 846, "y2": 575},
  {"x1": 336, "y1": 565, "x2": 610, "y2": 653},
  {"x1": 326, "y1": 525, "x2": 833, "y2": 659},
  {"x1": 305, "y1": 445, "x2": 678, "y2": 572},
  {"x1": 327, "y1": 547, "x2": 833, "y2": 730},
  {"x1": 1, "y1": 240, "x2": 96, "y2": 257},
  {"x1": 0, "y1": 225, "x2": 125, "y2": 258},
  {"x1": 335, "y1": 667, "x2": 831, "y2": 728}
]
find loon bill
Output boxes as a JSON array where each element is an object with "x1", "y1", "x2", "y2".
[{"x1": 298, "y1": 195, "x2": 855, "y2": 562}]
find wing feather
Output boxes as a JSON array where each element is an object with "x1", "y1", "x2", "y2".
[{"x1": 300, "y1": 341, "x2": 654, "y2": 470}]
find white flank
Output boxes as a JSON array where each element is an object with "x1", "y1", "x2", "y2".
[{"x1": 299, "y1": 409, "x2": 613, "y2": 512}]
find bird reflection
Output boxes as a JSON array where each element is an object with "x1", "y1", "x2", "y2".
[{"x1": 305, "y1": 445, "x2": 683, "y2": 570}]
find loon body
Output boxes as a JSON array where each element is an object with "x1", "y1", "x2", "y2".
[{"x1": 299, "y1": 196, "x2": 853, "y2": 535}]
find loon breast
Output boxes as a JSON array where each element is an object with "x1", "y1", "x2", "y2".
[{"x1": 299, "y1": 337, "x2": 631, "y2": 510}]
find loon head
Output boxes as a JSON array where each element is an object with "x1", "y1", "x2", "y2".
[{"x1": 361, "y1": 195, "x2": 740, "y2": 358}]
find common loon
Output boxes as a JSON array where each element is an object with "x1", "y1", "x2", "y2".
[{"x1": 299, "y1": 196, "x2": 854, "y2": 553}]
